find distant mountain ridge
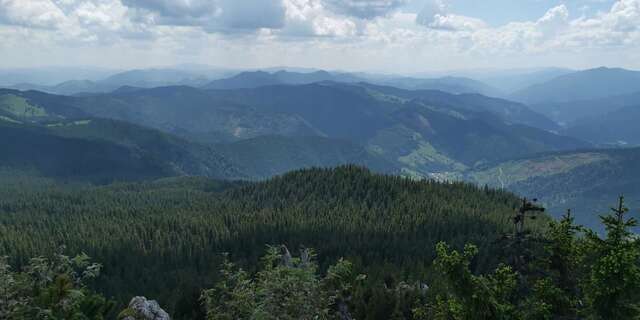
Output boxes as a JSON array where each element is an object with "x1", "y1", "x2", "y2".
[
  {"x1": 355, "y1": 82, "x2": 559, "y2": 131},
  {"x1": 5, "y1": 68, "x2": 233, "y2": 95},
  {"x1": 5, "y1": 67, "x2": 507, "y2": 98},
  {"x1": 204, "y1": 70, "x2": 502, "y2": 96},
  {"x1": 478, "y1": 68, "x2": 574, "y2": 93},
  {"x1": 512, "y1": 67, "x2": 640, "y2": 104},
  {"x1": 530, "y1": 90, "x2": 640, "y2": 126},
  {"x1": 6, "y1": 82, "x2": 584, "y2": 176}
]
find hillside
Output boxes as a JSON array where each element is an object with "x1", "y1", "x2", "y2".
[
  {"x1": 480, "y1": 67, "x2": 573, "y2": 93},
  {"x1": 208, "y1": 83, "x2": 586, "y2": 172},
  {"x1": 0, "y1": 89, "x2": 87, "y2": 120},
  {"x1": 562, "y1": 104, "x2": 640, "y2": 146},
  {"x1": 529, "y1": 91, "x2": 640, "y2": 125},
  {"x1": 203, "y1": 70, "x2": 361, "y2": 89},
  {"x1": 0, "y1": 166, "x2": 540, "y2": 318},
  {"x1": 467, "y1": 148, "x2": 640, "y2": 230},
  {"x1": 8, "y1": 84, "x2": 586, "y2": 177},
  {"x1": 5, "y1": 68, "x2": 225, "y2": 95},
  {"x1": 356, "y1": 82, "x2": 559, "y2": 131},
  {"x1": 205, "y1": 70, "x2": 502, "y2": 96},
  {"x1": 512, "y1": 67, "x2": 640, "y2": 104},
  {"x1": 216, "y1": 135, "x2": 399, "y2": 178},
  {"x1": 379, "y1": 76, "x2": 503, "y2": 96},
  {"x1": 72, "y1": 85, "x2": 321, "y2": 143},
  {"x1": 0, "y1": 116, "x2": 243, "y2": 182}
]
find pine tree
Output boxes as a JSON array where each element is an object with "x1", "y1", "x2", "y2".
[
  {"x1": 415, "y1": 242, "x2": 518, "y2": 320},
  {"x1": 581, "y1": 196, "x2": 640, "y2": 319},
  {"x1": 523, "y1": 209, "x2": 583, "y2": 319}
]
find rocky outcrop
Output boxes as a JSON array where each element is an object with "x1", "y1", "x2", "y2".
[{"x1": 119, "y1": 296, "x2": 170, "y2": 320}]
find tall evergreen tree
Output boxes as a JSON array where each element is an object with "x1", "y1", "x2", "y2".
[{"x1": 582, "y1": 196, "x2": 640, "y2": 319}]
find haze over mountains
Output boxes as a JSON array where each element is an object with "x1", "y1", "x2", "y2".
[
  {"x1": 2, "y1": 65, "x2": 640, "y2": 227},
  {"x1": 4, "y1": 0, "x2": 640, "y2": 317}
]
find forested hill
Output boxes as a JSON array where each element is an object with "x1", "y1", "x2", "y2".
[
  {"x1": 467, "y1": 147, "x2": 640, "y2": 231},
  {"x1": 0, "y1": 118, "x2": 244, "y2": 182},
  {"x1": 1, "y1": 85, "x2": 586, "y2": 177},
  {"x1": 0, "y1": 166, "x2": 543, "y2": 319}
]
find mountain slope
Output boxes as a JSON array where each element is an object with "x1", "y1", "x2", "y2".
[
  {"x1": 512, "y1": 67, "x2": 640, "y2": 104},
  {"x1": 7, "y1": 85, "x2": 586, "y2": 178},
  {"x1": 8, "y1": 80, "x2": 105, "y2": 95},
  {"x1": 372, "y1": 102, "x2": 586, "y2": 174},
  {"x1": 0, "y1": 121, "x2": 172, "y2": 182},
  {"x1": 380, "y1": 76, "x2": 503, "y2": 96},
  {"x1": 203, "y1": 70, "x2": 361, "y2": 89},
  {"x1": 531, "y1": 91, "x2": 640, "y2": 125},
  {"x1": 216, "y1": 135, "x2": 399, "y2": 178},
  {"x1": 480, "y1": 68, "x2": 574, "y2": 93},
  {"x1": 467, "y1": 148, "x2": 640, "y2": 230},
  {"x1": 208, "y1": 83, "x2": 399, "y2": 142},
  {"x1": 0, "y1": 89, "x2": 87, "y2": 121},
  {"x1": 0, "y1": 165, "x2": 545, "y2": 316},
  {"x1": 208, "y1": 83, "x2": 586, "y2": 172},
  {"x1": 0, "y1": 115, "x2": 244, "y2": 182},
  {"x1": 356, "y1": 82, "x2": 559, "y2": 131},
  {"x1": 205, "y1": 70, "x2": 502, "y2": 96},
  {"x1": 99, "y1": 68, "x2": 210, "y2": 88},
  {"x1": 562, "y1": 104, "x2": 640, "y2": 146},
  {"x1": 67, "y1": 85, "x2": 321, "y2": 143}
]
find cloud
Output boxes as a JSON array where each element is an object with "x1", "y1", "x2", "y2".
[
  {"x1": 428, "y1": 14, "x2": 487, "y2": 31},
  {"x1": 280, "y1": 0, "x2": 360, "y2": 37},
  {"x1": 120, "y1": 0, "x2": 217, "y2": 21},
  {"x1": 416, "y1": 0, "x2": 486, "y2": 31},
  {"x1": 122, "y1": 0, "x2": 286, "y2": 32},
  {"x1": 0, "y1": 0, "x2": 639, "y2": 71},
  {"x1": 416, "y1": 0, "x2": 445, "y2": 26},
  {"x1": 569, "y1": 0, "x2": 640, "y2": 47},
  {"x1": 322, "y1": 0, "x2": 409, "y2": 19},
  {"x1": 0, "y1": 0, "x2": 66, "y2": 28}
]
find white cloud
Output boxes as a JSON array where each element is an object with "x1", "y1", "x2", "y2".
[
  {"x1": 280, "y1": 0, "x2": 360, "y2": 37},
  {"x1": 416, "y1": 0, "x2": 486, "y2": 32},
  {"x1": 0, "y1": 0, "x2": 67, "y2": 28},
  {"x1": 122, "y1": 0, "x2": 287, "y2": 32},
  {"x1": 323, "y1": 0, "x2": 409, "y2": 19},
  {"x1": 0, "y1": 0, "x2": 639, "y2": 71},
  {"x1": 416, "y1": 0, "x2": 445, "y2": 26},
  {"x1": 428, "y1": 14, "x2": 487, "y2": 31}
]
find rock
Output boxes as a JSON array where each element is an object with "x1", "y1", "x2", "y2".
[{"x1": 119, "y1": 296, "x2": 170, "y2": 320}]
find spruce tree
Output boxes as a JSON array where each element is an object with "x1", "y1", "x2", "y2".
[{"x1": 582, "y1": 196, "x2": 640, "y2": 319}]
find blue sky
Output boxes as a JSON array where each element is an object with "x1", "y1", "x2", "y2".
[
  {"x1": 411, "y1": 0, "x2": 617, "y2": 26},
  {"x1": 0, "y1": 0, "x2": 638, "y2": 72}
]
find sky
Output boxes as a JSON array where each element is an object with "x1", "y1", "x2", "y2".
[{"x1": 0, "y1": 0, "x2": 638, "y2": 73}]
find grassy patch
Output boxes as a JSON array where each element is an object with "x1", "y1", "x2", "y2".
[
  {"x1": 46, "y1": 120, "x2": 92, "y2": 128},
  {"x1": 398, "y1": 140, "x2": 468, "y2": 172},
  {"x1": 0, "y1": 94, "x2": 47, "y2": 118},
  {"x1": 0, "y1": 115, "x2": 22, "y2": 124},
  {"x1": 469, "y1": 152, "x2": 611, "y2": 188}
]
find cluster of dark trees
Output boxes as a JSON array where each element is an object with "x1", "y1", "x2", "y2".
[
  {"x1": 202, "y1": 197, "x2": 640, "y2": 320},
  {"x1": 0, "y1": 166, "x2": 638, "y2": 319}
]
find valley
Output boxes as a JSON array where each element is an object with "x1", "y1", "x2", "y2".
[
  {"x1": 3, "y1": 1, "x2": 640, "y2": 318},
  {"x1": 1, "y1": 65, "x2": 640, "y2": 320}
]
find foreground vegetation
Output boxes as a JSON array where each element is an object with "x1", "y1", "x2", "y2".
[{"x1": 1, "y1": 166, "x2": 638, "y2": 319}]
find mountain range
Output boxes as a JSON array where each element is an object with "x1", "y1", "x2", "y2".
[
  {"x1": 0, "y1": 81, "x2": 585, "y2": 180},
  {"x1": 3, "y1": 66, "x2": 640, "y2": 230},
  {"x1": 7, "y1": 68, "x2": 507, "y2": 97},
  {"x1": 511, "y1": 67, "x2": 640, "y2": 105},
  {"x1": 69, "y1": 83, "x2": 586, "y2": 173}
]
